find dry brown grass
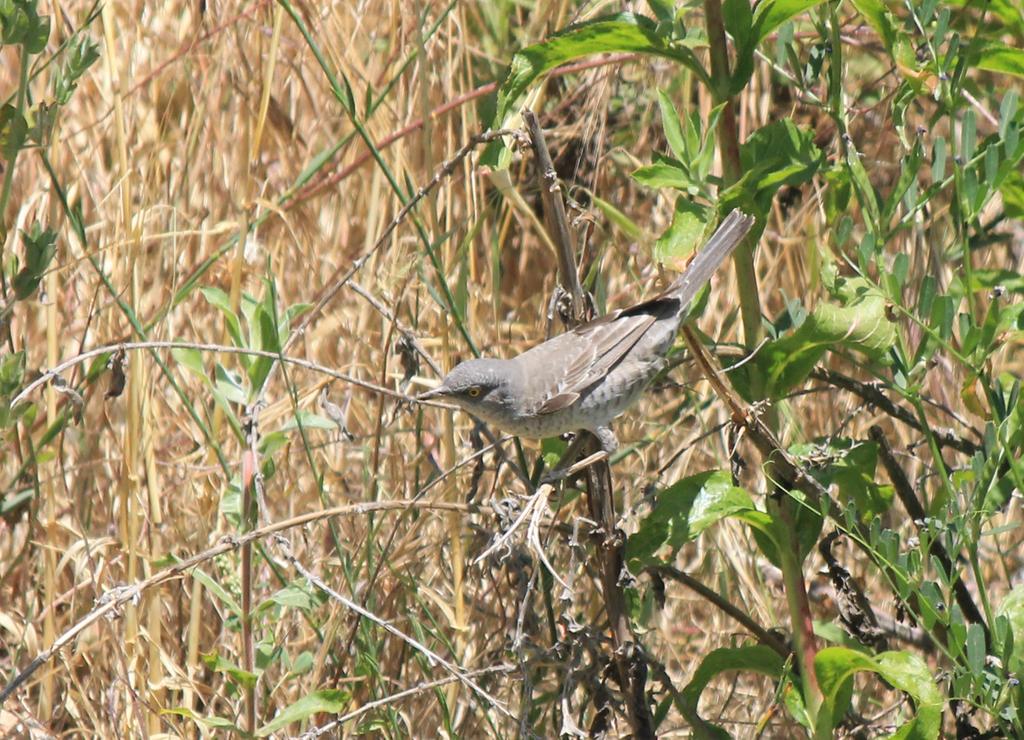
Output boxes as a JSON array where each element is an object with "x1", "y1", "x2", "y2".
[{"x1": 2, "y1": 0, "x2": 1022, "y2": 737}]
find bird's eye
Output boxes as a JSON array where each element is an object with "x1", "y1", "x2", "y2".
[{"x1": 466, "y1": 386, "x2": 482, "y2": 398}]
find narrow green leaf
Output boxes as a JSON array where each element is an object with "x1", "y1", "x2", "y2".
[
  {"x1": 656, "y1": 89, "x2": 686, "y2": 161},
  {"x1": 997, "y1": 586, "x2": 1024, "y2": 672},
  {"x1": 631, "y1": 155, "x2": 693, "y2": 190},
  {"x1": 201, "y1": 651, "x2": 259, "y2": 689},
  {"x1": 753, "y1": 0, "x2": 828, "y2": 43},
  {"x1": 962, "y1": 109, "x2": 977, "y2": 163},
  {"x1": 975, "y1": 41, "x2": 1024, "y2": 79},
  {"x1": 199, "y1": 286, "x2": 244, "y2": 349},
  {"x1": 591, "y1": 194, "x2": 645, "y2": 241},
  {"x1": 162, "y1": 707, "x2": 241, "y2": 733}
]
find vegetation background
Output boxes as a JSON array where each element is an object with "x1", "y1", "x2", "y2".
[{"x1": 1, "y1": 0, "x2": 1023, "y2": 736}]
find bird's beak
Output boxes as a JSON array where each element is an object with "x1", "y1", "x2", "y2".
[{"x1": 416, "y1": 385, "x2": 450, "y2": 402}]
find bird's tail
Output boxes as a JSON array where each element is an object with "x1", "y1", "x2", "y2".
[{"x1": 662, "y1": 209, "x2": 756, "y2": 308}]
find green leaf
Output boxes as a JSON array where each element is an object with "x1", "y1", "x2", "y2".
[
  {"x1": 997, "y1": 585, "x2": 1024, "y2": 673},
  {"x1": 631, "y1": 154, "x2": 694, "y2": 190},
  {"x1": 162, "y1": 707, "x2": 241, "y2": 733},
  {"x1": 0, "y1": 350, "x2": 26, "y2": 396},
  {"x1": 214, "y1": 363, "x2": 248, "y2": 405},
  {"x1": 850, "y1": 0, "x2": 896, "y2": 53},
  {"x1": 1001, "y1": 168, "x2": 1024, "y2": 219},
  {"x1": 975, "y1": 41, "x2": 1024, "y2": 79},
  {"x1": 626, "y1": 471, "x2": 770, "y2": 569},
  {"x1": 0, "y1": 103, "x2": 28, "y2": 160},
  {"x1": 12, "y1": 224, "x2": 58, "y2": 300},
  {"x1": 199, "y1": 286, "x2": 244, "y2": 349},
  {"x1": 483, "y1": 13, "x2": 708, "y2": 168},
  {"x1": 815, "y1": 648, "x2": 941, "y2": 739},
  {"x1": 678, "y1": 645, "x2": 786, "y2": 738},
  {"x1": 652, "y1": 198, "x2": 710, "y2": 265},
  {"x1": 751, "y1": 276, "x2": 896, "y2": 399},
  {"x1": 281, "y1": 410, "x2": 339, "y2": 432},
  {"x1": 54, "y1": 35, "x2": 101, "y2": 104},
  {"x1": 201, "y1": 650, "x2": 259, "y2": 690},
  {"x1": 257, "y1": 580, "x2": 325, "y2": 614},
  {"x1": 724, "y1": 0, "x2": 755, "y2": 92},
  {"x1": 591, "y1": 194, "x2": 645, "y2": 241},
  {"x1": 191, "y1": 567, "x2": 242, "y2": 616},
  {"x1": 171, "y1": 346, "x2": 208, "y2": 381},
  {"x1": 257, "y1": 690, "x2": 350, "y2": 736},
  {"x1": 791, "y1": 439, "x2": 893, "y2": 521},
  {"x1": 739, "y1": 119, "x2": 822, "y2": 210},
  {"x1": 247, "y1": 302, "x2": 279, "y2": 394},
  {"x1": 22, "y1": 9, "x2": 47, "y2": 52},
  {"x1": 753, "y1": 0, "x2": 828, "y2": 43},
  {"x1": 657, "y1": 89, "x2": 686, "y2": 161},
  {"x1": 830, "y1": 441, "x2": 892, "y2": 519}
]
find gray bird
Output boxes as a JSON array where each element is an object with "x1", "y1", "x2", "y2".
[{"x1": 418, "y1": 209, "x2": 755, "y2": 468}]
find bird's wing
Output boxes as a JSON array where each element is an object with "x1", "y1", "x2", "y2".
[
  {"x1": 528, "y1": 209, "x2": 755, "y2": 416},
  {"x1": 534, "y1": 308, "x2": 658, "y2": 414}
]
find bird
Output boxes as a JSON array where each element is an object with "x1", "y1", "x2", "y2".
[{"x1": 418, "y1": 209, "x2": 755, "y2": 474}]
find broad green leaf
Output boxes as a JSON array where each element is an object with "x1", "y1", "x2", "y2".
[
  {"x1": 626, "y1": 471, "x2": 771, "y2": 569},
  {"x1": 1001, "y1": 169, "x2": 1024, "y2": 219},
  {"x1": 171, "y1": 346, "x2": 208, "y2": 381},
  {"x1": 739, "y1": 119, "x2": 822, "y2": 210},
  {"x1": 678, "y1": 645, "x2": 786, "y2": 738},
  {"x1": 0, "y1": 350, "x2": 26, "y2": 396},
  {"x1": 214, "y1": 363, "x2": 248, "y2": 405},
  {"x1": 815, "y1": 648, "x2": 941, "y2": 739},
  {"x1": 730, "y1": 0, "x2": 829, "y2": 95},
  {"x1": 257, "y1": 580, "x2": 324, "y2": 614},
  {"x1": 23, "y1": 9, "x2": 47, "y2": 53},
  {"x1": 0, "y1": 103, "x2": 28, "y2": 160},
  {"x1": 830, "y1": 440, "x2": 893, "y2": 519},
  {"x1": 257, "y1": 689, "x2": 350, "y2": 736},
  {"x1": 749, "y1": 277, "x2": 896, "y2": 399},
  {"x1": 724, "y1": 0, "x2": 755, "y2": 92},
  {"x1": 849, "y1": 0, "x2": 896, "y2": 53},
  {"x1": 652, "y1": 198, "x2": 710, "y2": 265},
  {"x1": 483, "y1": 13, "x2": 708, "y2": 167},
  {"x1": 12, "y1": 224, "x2": 57, "y2": 300}
]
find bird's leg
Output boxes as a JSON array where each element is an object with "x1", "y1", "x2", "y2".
[
  {"x1": 540, "y1": 427, "x2": 617, "y2": 484},
  {"x1": 593, "y1": 426, "x2": 619, "y2": 454}
]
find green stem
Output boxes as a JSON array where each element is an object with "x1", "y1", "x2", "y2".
[
  {"x1": 703, "y1": 0, "x2": 762, "y2": 349},
  {"x1": 0, "y1": 44, "x2": 31, "y2": 265},
  {"x1": 703, "y1": 0, "x2": 820, "y2": 718}
]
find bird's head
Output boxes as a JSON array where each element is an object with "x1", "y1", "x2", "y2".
[{"x1": 417, "y1": 358, "x2": 521, "y2": 424}]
